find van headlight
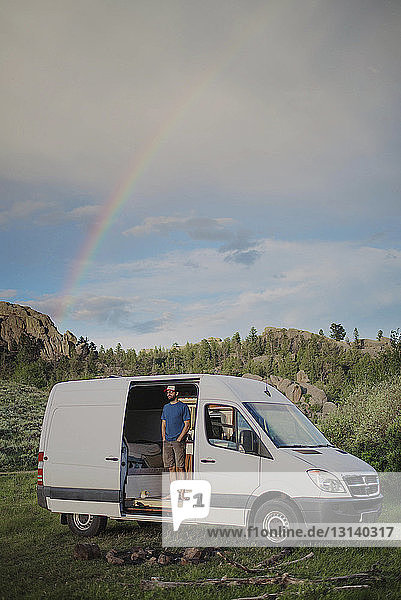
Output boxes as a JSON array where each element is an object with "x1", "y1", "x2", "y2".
[{"x1": 307, "y1": 470, "x2": 346, "y2": 493}]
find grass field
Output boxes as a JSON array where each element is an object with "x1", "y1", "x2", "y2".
[{"x1": 1, "y1": 473, "x2": 400, "y2": 600}]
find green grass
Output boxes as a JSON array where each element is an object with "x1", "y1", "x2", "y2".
[
  {"x1": 0, "y1": 381, "x2": 47, "y2": 471},
  {"x1": 1, "y1": 473, "x2": 401, "y2": 600}
]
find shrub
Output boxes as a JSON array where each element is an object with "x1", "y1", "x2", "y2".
[
  {"x1": 318, "y1": 375, "x2": 401, "y2": 471},
  {"x1": 0, "y1": 381, "x2": 47, "y2": 471}
]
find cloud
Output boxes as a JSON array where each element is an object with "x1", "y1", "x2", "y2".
[
  {"x1": 131, "y1": 317, "x2": 171, "y2": 335},
  {"x1": 0, "y1": 289, "x2": 17, "y2": 299},
  {"x1": 68, "y1": 295, "x2": 173, "y2": 334},
  {"x1": 124, "y1": 216, "x2": 233, "y2": 239},
  {"x1": 71, "y1": 296, "x2": 134, "y2": 324},
  {"x1": 34, "y1": 238, "x2": 401, "y2": 350},
  {"x1": 224, "y1": 249, "x2": 262, "y2": 265},
  {"x1": 218, "y1": 230, "x2": 263, "y2": 264},
  {"x1": 125, "y1": 215, "x2": 262, "y2": 264},
  {"x1": 0, "y1": 197, "x2": 101, "y2": 227},
  {"x1": 1, "y1": 0, "x2": 399, "y2": 215},
  {"x1": 28, "y1": 293, "x2": 174, "y2": 337},
  {"x1": 67, "y1": 205, "x2": 101, "y2": 220},
  {"x1": 0, "y1": 200, "x2": 49, "y2": 225},
  {"x1": 39, "y1": 203, "x2": 102, "y2": 225}
]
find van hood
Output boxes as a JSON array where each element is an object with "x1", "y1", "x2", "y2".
[{"x1": 280, "y1": 446, "x2": 376, "y2": 474}]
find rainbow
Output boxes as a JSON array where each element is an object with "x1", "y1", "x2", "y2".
[{"x1": 56, "y1": 4, "x2": 270, "y2": 323}]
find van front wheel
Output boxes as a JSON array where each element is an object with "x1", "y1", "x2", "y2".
[
  {"x1": 66, "y1": 514, "x2": 107, "y2": 537},
  {"x1": 253, "y1": 500, "x2": 300, "y2": 544}
]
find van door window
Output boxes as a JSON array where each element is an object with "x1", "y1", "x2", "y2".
[{"x1": 205, "y1": 404, "x2": 264, "y2": 456}]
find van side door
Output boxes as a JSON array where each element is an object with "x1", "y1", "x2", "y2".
[{"x1": 194, "y1": 401, "x2": 261, "y2": 526}]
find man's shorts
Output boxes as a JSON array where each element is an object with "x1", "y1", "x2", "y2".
[{"x1": 163, "y1": 440, "x2": 186, "y2": 469}]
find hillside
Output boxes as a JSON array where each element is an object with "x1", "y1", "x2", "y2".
[
  {"x1": 262, "y1": 326, "x2": 390, "y2": 357},
  {"x1": 0, "y1": 302, "x2": 390, "y2": 362},
  {"x1": 0, "y1": 302, "x2": 399, "y2": 408},
  {"x1": 0, "y1": 381, "x2": 47, "y2": 471}
]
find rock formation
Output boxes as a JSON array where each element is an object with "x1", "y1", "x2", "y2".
[
  {"x1": 263, "y1": 326, "x2": 389, "y2": 358},
  {"x1": 0, "y1": 301, "x2": 77, "y2": 360},
  {"x1": 268, "y1": 372, "x2": 336, "y2": 417},
  {"x1": 243, "y1": 370, "x2": 336, "y2": 418}
]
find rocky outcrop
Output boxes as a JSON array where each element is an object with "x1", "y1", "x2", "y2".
[
  {"x1": 266, "y1": 372, "x2": 330, "y2": 413},
  {"x1": 0, "y1": 301, "x2": 77, "y2": 360},
  {"x1": 267, "y1": 375, "x2": 303, "y2": 404},
  {"x1": 263, "y1": 326, "x2": 389, "y2": 358},
  {"x1": 243, "y1": 370, "x2": 335, "y2": 418}
]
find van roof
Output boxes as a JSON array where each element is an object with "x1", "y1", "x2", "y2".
[{"x1": 51, "y1": 374, "x2": 292, "y2": 405}]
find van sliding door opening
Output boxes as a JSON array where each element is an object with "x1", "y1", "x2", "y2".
[{"x1": 122, "y1": 382, "x2": 198, "y2": 514}]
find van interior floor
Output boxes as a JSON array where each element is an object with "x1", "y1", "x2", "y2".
[{"x1": 124, "y1": 496, "x2": 172, "y2": 514}]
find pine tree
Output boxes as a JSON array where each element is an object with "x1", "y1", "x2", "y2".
[{"x1": 330, "y1": 323, "x2": 346, "y2": 341}]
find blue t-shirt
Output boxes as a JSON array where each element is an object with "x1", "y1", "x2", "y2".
[{"x1": 161, "y1": 401, "x2": 190, "y2": 441}]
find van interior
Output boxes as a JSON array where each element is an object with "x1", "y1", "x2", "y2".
[{"x1": 122, "y1": 382, "x2": 198, "y2": 515}]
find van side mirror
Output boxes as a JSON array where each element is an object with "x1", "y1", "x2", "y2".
[
  {"x1": 239, "y1": 429, "x2": 257, "y2": 454},
  {"x1": 239, "y1": 429, "x2": 274, "y2": 459}
]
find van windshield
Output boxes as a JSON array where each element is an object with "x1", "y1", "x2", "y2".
[{"x1": 244, "y1": 402, "x2": 331, "y2": 448}]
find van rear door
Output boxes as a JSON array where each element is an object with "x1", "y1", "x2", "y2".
[{"x1": 43, "y1": 379, "x2": 130, "y2": 518}]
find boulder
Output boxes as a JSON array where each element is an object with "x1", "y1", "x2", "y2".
[
  {"x1": 73, "y1": 543, "x2": 101, "y2": 560},
  {"x1": 268, "y1": 374, "x2": 282, "y2": 387},
  {"x1": 181, "y1": 547, "x2": 202, "y2": 564},
  {"x1": 106, "y1": 549, "x2": 125, "y2": 565},
  {"x1": 157, "y1": 553, "x2": 171, "y2": 565},
  {"x1": 276, "y1": 378, "x2": 292, "y2": 396},
  {"x1": 242, "y1": 373, "x2": 263, "y2": 381},
  {"x1": 287, "y1": 382, "x2": 303, "y2": 404},
  {"x1": 322, "y1": 401, "x2": 337, "y2": 417},
  {"x1": 301, "y1": 383, "x2": 327, "y2": 408},
  {"x1": 265, "y1": 374, "x2": 328, "y2": 414},
  {"x1": 130, "y1": 547, "x2": 147, "y2": 562},
  {"x1": 296, "y1": 370, "x2": 310, "y2": 384}
]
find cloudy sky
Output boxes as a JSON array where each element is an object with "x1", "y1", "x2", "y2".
[{"x1": 1, "y1": 0, "x2": 400, "y2": 349}]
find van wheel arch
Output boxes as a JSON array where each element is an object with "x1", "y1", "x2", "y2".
[
  {"x1": 248, "y1": 492, "x2": 304, "y2": 528},
  {"x1": 66, "y1": 514, "x2": 107, "y2": 537}
]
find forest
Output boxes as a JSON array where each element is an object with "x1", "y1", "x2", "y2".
[{"x1": 1, "y1": 325, "x2": 400, "y2": 403}]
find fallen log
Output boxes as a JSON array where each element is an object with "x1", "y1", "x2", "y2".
[
  {"x1": 216, "y1": 551, "x2": 314, "y2": 573},
  {"x1": 231, "y1": 594, "x2": 279, "y2": 600},
  {"x1": 141, "y1": 573, "x2": 305, "y2": 590},
  {"x1": 334, "y1": 585, "x2": 371, "y2": 590}
]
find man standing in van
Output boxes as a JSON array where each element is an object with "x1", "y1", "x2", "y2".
[{"x1": 161, "y1": 385, "x2": 190, "y2": 481}]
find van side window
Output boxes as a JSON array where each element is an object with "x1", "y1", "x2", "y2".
[{"x1": 205, "y1": 404, "x2": 263, "y2": 455}]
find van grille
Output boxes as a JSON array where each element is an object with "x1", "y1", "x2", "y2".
[{"x1": 343, "y1": 474, "x2": 379, "y2": 497}]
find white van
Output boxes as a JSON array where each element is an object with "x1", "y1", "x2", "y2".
[{"x1": 37, "y1": 374, "x2": 382, "y2": 536}]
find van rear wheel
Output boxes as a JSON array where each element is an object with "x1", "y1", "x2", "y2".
[{"x1": 66, "y1": 514, "x2": 107, "y2": 537}]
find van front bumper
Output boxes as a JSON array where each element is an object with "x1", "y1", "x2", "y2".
[{"x1": 295, "y1": 495, "x2": 383, "y2": 524}]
